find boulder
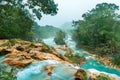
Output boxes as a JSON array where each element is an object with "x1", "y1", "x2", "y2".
[
  {"x1": 74, "y1": 69, "x2": 88, "y2": 80},
  {"x1": 0, "y1": 47, "x2": 11, "y2": 56},
  {"x1": 44, "y1": 65, "x2": 55, "y2": 76},
  {"x1": 3, "y1": 59, "x2": 33, "y2": 68}
]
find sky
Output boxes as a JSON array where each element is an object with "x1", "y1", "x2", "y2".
[{"x1": 37, "y1": 0, "x2": 120, "y2": 27}]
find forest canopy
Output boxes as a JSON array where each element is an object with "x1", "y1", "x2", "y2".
[
  {"x1": 0, "y1": 0, "x2": 58, "y2": 20},
  {"x1": 72, "y1": 3, "x2": 120, "y2": 55},
  {"x1": 0, "y1": 0, "x2": 58, "y2": 40}
]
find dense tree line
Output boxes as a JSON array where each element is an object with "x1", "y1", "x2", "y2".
[
  {"x1": 32, "y1": 22, "x2": 61, "y2": 40},
  {"x1": 0, "y1": 0, "x2": 58, "y2": 40},
  {"x1": 0, "y1": 5, "x2": 33, "y2": 40},
  {"x1": 0, "y1": 0, "x2": 58, "y2": 20},
  {"x1": 72, "y1": 3, "x2": 120, "y2": 56}
]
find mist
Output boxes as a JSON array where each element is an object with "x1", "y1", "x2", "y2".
[{"x1": 36, "y1": 0, "x2": 120, "y2": 27}]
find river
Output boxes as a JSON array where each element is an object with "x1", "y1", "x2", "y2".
[
  {"x1": 42, "y1": 37, "x2": 120, "y2": 79},
  {"x1": 16, "y1": 37, "x2": 120, "y2": 80}
]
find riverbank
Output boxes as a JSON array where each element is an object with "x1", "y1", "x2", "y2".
[
  {"x1": 76, "y1": 45, "x2": 120, "y2": 70},
  {"x1": 43, "y1": 38, "x2": 120, "y2": 80}
]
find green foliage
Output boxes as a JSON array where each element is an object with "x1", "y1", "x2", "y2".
[
  {"x1": 112, "y1": 55, "x2": 120, "y2": 66},
  {"x1": 64, "y1": 48, "x2": 86, "y2": 64},
  {"x1": 72, "y1": 3, "x2": 120, "y2": 55},
  {"x1": 0, "y1": 64, "x2": 17, "y2": 80},
  {"x1": 0, "y1": 0, "x2": 58, "y2": 20},
  {"x1": 83, "y1": 71, "x2": 88, "y2": 80},
  {"x1": 54, "y1": 30, "x2": 66, "y2": 45},
  {"x1": 41, "y1": 43, "x2": 51, "y2": 53},
  {"x1": 0, "y1": 5, "x2": 33, "y2": 40},
  {"x1": 0, "y1": 0, "x2": 58, "y2": 40},
  {"x1": 65, "y1": 53, "x2": 85, "y2": 64},
  {"x1": 95, "y1": 74, "x2": 111, "y2": 80},
  {"x1": 32, "y1": 22, "x2": 61, "y2": 40}
]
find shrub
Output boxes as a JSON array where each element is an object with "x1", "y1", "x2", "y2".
[
  {"x1": 95, "y1": 74, "x2": 111, "y2": 80},
  {"x1": 0, "y1": 64, "x2": 17, "y2": 80},
  {"x1": 54, "y1": 30, "x2": 66, "y2": 45}
]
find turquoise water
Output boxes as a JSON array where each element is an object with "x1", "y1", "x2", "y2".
[
  {"x1": 17, "y1": 60, "x2": 58, "y2": 80},
  {"x1": 43, "y1": 38, "x2": 55, "y2": 46},
  {"x1": 56, "y1": 50, "x2": 65, "y2": 56},
  {"x1": 50, "y1": 63, "x2": 75, "y2": 80},
  {"x1": 43, "y1": 38, "x2": 120, "y2": 77},
  {"x1": 75, "y1": 49, "x2": 89, "y2": 57},
  {"x1": 80, "y1": 60, "x2": 120, "y2": 76},
  {"x1": 16, "y1": 38, "x2": 120, "y2": 80},
  {"x1": 17, "y1": 60, "x2": 76, "y2": 80}
]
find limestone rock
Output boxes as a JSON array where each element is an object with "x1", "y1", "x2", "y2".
[
  {"x1": 1, "y1": 39, "x2": 71, "y2": 68},
  {"x1": 3, "y1": 59, "x2": 33, "y2": 68},
  {"x1": 44, "y1": 65, "x2": 55, "y2": 76}
]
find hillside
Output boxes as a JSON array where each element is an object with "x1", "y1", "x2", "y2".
[
  {"x1": 32, "y1": 23, "x2": 61, "y2": 39},
  {"x1": 59, "y1": 22, "x2": 73, "y2": 35}
]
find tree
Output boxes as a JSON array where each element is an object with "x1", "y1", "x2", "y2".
[
  {"x1": 54, "y1": 30, "x2": 66, "y2": 45},
  {"x1": 72, "y1": 3, "x2": 120, "y2": 55},
  {"x1": 0, "y1": 0, "x2": 58, "y2": 40},
  {"x1": 32, "y1": 22, "x2": 61, "y2": 40},
  {"x1": 0, "y1": 5, "x2": 33, "y2": 40},
  {"x1": 0, "y1": 0, "x2": 58, "y2": 20}
]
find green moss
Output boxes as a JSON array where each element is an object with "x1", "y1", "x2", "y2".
[
  {"x1": 95, "y1": 74, "x2": 111, "y2": 80},
  {"x1": 0, "y1": 40, "x2": 10, "y2": 47},
  {"x1": 65, "y1": 52, "x2": 85, "y2": 64},
  {"x1": 83, "y1": 70, "x2": 88, "y2": 80},
  {"x1": 28, "y1": 43, "x2": 35, "y2": 48},
  {"x1": 112, "y1": 56, "x2": 120, "y2": 66},
  {"x1": 0, "y1": 64, "x2": 17, "y2": 80},
  {"x1": 9, "y1": 39, "x2": 18, "y2": 46},
  {"x1": 41, "y1": 43, "x2": 51, "y2": 53}
]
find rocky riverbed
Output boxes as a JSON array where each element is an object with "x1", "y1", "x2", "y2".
[{"x1": 0, "y1": 39, "x2": 119, "y2": 80}]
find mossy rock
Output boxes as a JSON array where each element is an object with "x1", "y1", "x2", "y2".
[
  {"x1": 95, "y1": 74, "x2": 111, "y2": 80},
  {"x1": 0, "y1": 64, "x2": 17, "y2": 80},
  {"x1": 65, "y1": 52, "x2": 86, "y2": 64},
  {"x1": 0, "y1": 48, "x2": 11, "y2": 56},
  {"x1": 41, "y1": 43, "x2": 51, "y2": 53},
  {"x1": 0, "y1": 40, "x2": 10, "y2": 47},
  {"x1": 74, "y1": 69, "x2": 88, "y2": 80},
  {"x1": 112, "y1": 56, "x2": 120, "y2": 66}
]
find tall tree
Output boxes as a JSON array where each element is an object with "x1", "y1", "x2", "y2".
[
  {"x1": 0, "y1": 5, "x2": 33, "y2": 40},
  {"x1": 0, "y1": 0, "x2": 58, "y2": 20},
  {"x1": 54, "y1": 30, "x2": 66, "y2": 45},
  {"x1": 72, "y1": 3, "x2": 120, "y2": 55},
  {"x1": 0, "y1": 0, "x2": 58, "y2": 40}
]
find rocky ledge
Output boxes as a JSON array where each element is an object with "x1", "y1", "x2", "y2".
[{"x1": 0, "y1": 39, "x2": 71, "y2": 68}]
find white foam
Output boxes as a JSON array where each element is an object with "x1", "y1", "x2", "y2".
[
  {"x1": 43, "y1": 60, "x2": 59, "y2": 64},
  {"x1": 43, "y1": 38, "x2": 55, "y2": 46},
  {"x1": 17, "y1": 60, "x2": 59, "y2": 80},
  {"x1": 69, "y1": 64, "x2": 80, "y2": 69},
  {"x1": 88, "y1": 69, "x2": 120, "y2": 80}
]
